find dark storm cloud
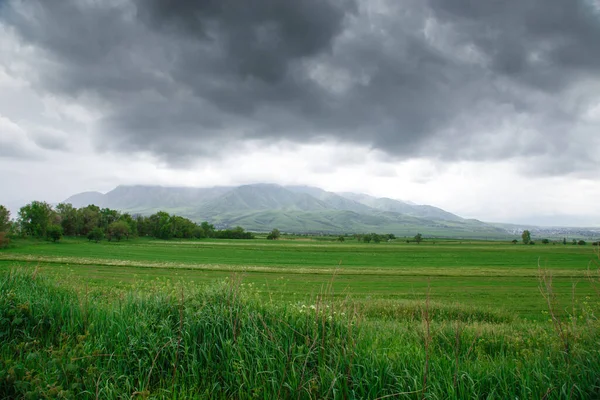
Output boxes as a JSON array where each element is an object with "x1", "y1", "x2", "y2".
[
  {"x1": 1, "y1": 0, "x2": 599, "y2": 173},
  {"x1": 429, "y1": 0, "x2": 600, "y2": 85}
]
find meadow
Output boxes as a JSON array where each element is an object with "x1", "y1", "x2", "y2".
[
  {"x1": 0, "y1": 237, "x2": 597, "y2": 320},
  {"x1": 1, "y1": 237, "x2": 599, "y2": 398}
]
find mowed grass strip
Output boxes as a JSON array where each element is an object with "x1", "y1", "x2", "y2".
[
  {"x1": 1, "y1": 237, "x2": 594, "y2": 270},
  {"x1": 0, "y1": 253, "x2": 592, "y2": 278}
]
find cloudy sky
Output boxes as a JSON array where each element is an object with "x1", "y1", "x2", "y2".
[{"x1": 1, "y1": 0, "x2": 599, "y2": 226}]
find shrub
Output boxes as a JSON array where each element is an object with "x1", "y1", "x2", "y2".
[
  {"x1": 107, "y1": 221, "x2": 131, "y2": 241},
  {"x1": 266, "y1": 228, "x2": 281, "y2": 240},
  {"x1": 46, "y1": 224, "x2": 62, "y2": 242},
  {"x1": 578, "y1": 240, "x2": 586, "y2": 246},
  {"x1": 87, "y1": 227, "x2": 105, "y2": 243}
]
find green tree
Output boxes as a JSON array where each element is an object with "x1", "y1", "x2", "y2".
[
  {"x1": 46, "y1": 224, "x2": 63, "y2": 242},
  {"x1": 19, "y1": 201, "x2": 55, "y2": 237},
  {"x1": 214, "y1": 226, "x2": 254, "y2": 239},
  {"x1": 563, "y1": 238, "x2": 567, "y2": 245},
  {"x1": 371, "y1": 233, "x2": 381, "y2": 243},
  {"x1": 541, "y1": 238, "x2": 550, "y2": 244},
  {"x1": 521, "y1": 230, "x2": 531, "y2": 245},
  {"x1": 78, "y1": 205, "x2": 101, "y2": 236},
  {"x1": 337, "y1": 235, "x2": 345, "y2": 242},
  {"x1": 170, "y1": 215, "x2": 196, "y2": 238},
  {"x1": 119, "y1": 213, "x2": 138, "y2": 238},
  {"x1": 414, "y1": 233, "x2": 423, "y2": 244},
  {"x1": 107, "y1": 221, "x2": 131, "y2": 242},
  {"x1": 200, "y1": 221, "x2": 216, "y2": 238},
  {"x1": 135, "y1": 215, "x2": 150, "y2": 237},
  {"x1": 149, "y1": 211, "x2": 172, "y2": 239},
  {"x1": 55, "y1": 203, "x2": 78, "y2": 236},
  {"x1": 511, "y1": 239, "x2": 518, "y2": 244},
  {"x1": 87, "y1": 227, "x2": 105, "y2": 243},
  {"x1": 267, "y1": 228, "x2": 281, "y2": 240},
  {"x1": 0, "y1": 205, "x2": 10, "y2": 233},
  {"x1": 363, "y1": 235, "x2": 372, "y2": 243},
  {"x1": 100, "y1": 208, "x2": 121, "y2": 231}
]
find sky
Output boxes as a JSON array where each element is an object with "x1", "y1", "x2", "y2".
[{"x1": 0, "y1": 0, "x2": 599, "y2": 226}]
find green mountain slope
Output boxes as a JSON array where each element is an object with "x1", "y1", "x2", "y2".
[
  {"x1": 63, "y1": 184, "x2": 510, "y2": 237},
  {"x1": 198, "y1": 184, "x2": 331, "y2": 217},
  {"x1": 338, "y1": 192, "x2": 463, "y2": 221}
]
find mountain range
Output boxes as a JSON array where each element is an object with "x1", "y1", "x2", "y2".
[{"x1": 64, "y1": 184, "x2": 511, "y2": 238}]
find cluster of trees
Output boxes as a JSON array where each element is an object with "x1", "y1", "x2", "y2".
[
  {"x1": 353, "y1": 233, "x2": 396, "y2": 243},
  {"x1": 514, "y1": 232, "x2": 595, "y2": 246},
  {"x1": 0, "y1": 202, "x2": 255, "y2": 243}
]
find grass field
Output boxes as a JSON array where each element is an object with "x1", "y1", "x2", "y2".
[
  {"x1": 0, "y1": 237, "x2": 597, "y2": 320},
  {"x1": 1, "y1": 238, "x2": 600, "y2": 398}
]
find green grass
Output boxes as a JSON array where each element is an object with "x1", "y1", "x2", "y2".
[
  {"x1": 0, "y1": 237, "x2": 597, "y2": 320},
  {"x1": 1, "y1": 238, "x2": 600, "y2": 398},
  {"x1": 1, "y1": 269, "x2": 599, "y2": 399},
  {"x1": 4, "y1": 237, "x2": 592, "y2": 270}
]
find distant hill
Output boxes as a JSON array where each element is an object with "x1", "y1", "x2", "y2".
[
  {"x1": 337, "y1": 192, "x2": 463, "y2": 221},
  {"x1": 65, "y1": 191, "x2": 105, "y2": 208},
  {"x1": 63, "y1": 184, "x2": 510, "y2": 238}
]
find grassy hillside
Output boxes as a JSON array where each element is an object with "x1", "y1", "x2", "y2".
[
  {"x1": 63, "y1": 184, "x2": 509, "y2": 237},
  {"x1": 207, "y1": 209, "x2": 509, "y2": 237}
]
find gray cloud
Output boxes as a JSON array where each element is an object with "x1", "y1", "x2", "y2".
[
  {"x1": 28, "y1": 127, "x2": 69, "y2": 151},
  {"x1": 1, "y1": 0, "x2": 599, "y2": 173}
]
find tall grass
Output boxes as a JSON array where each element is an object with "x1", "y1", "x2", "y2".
[{"x1": 1, "y1": 269, "x2": 599, "y2": 399}]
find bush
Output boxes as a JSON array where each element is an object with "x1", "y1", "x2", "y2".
[
  {"x1": 266, "y1": 228, "x2": 281, "y2": 240},
  {"x1": 214, "y1": 227, "x2": 254, "y2": 239},
  {"x1": 578, "y1": 240, "x2": 586, "y2": 246},
  {"x1": 107, "y1": 221, "x2": 131, "y2": 241},
  {"x1": 46, "y1": 224, "x2": 62, "y2": 243},
  {"x1": 87, "y1": 227, "x2": 105, "y2": 243}
]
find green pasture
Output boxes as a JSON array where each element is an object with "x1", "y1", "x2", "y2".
[
  {"x1": 1, "y1": 238, "x2": 598, "y2": 321},
  {"x1": 2, "y1": 239, "x2": 600, "y2": 398}
]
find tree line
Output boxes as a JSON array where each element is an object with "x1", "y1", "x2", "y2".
[
  {"x1": 514, "y1": 230, "x2": 595, "y2": 246},
  {"x1": 0, "y1": 202, "x2": 255, "y2": 244}
]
